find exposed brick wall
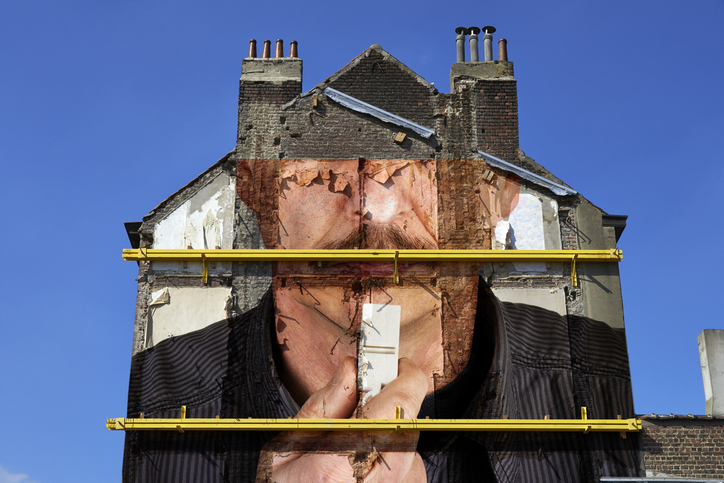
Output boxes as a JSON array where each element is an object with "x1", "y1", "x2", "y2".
[
  {"x1": 327, "y1": 49, "x2": 435, "y2": 127},
  {"x1": 558, "y1": 205, "x2": 579, "y2": 250},
  {"x1": 281, "y1": 97, "x2": 436, "y2": 160},
  {"x1": 238, "y1": 80, "x2": 302, "y2": 107},
  {"x1": 641, "y1": 418, "x2": 724, "y2": 478},
  {"x1": 474, "y1": 78, "x2": 519, "y2": 162},
  {"x1": 237, "y1": 80, "x2": 302, "y2": 152},
  {"x1": 436, "y1": 88, "x2": 477, "y2": 160}
]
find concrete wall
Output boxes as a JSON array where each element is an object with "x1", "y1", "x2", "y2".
[{"x1": 576, "y1": 199, "x2": 626, "y2": 329}]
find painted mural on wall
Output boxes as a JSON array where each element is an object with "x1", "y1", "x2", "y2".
[{"x1": 123, "y1": 158, "x2": 638, "y2": 482}]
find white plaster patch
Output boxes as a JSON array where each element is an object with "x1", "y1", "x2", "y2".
[
  {"x1": 494, "y1": 221, "x2": 511, "y2": 249},
  {"x1": 147, "y1": 286, "x2": 232, "y2": 347},
  {"x1": 493, "y1": 288, "x2": 567, "y2": 316},
  {"x1": 544, "y1": 198, "x2": 562, "y2": 250},
  {"x1": 153, "y1": 173, "x2": 236, "y2": 274},
  {"x1": 508, "y1": 193, "x2": 545, "y2": 250},
  {"x1": 154, "y1": 173, "x2": 235, "y2": 249},
  {"x1": 358, "y1": 303, "x2": 401, "y2": 405},
  {"x1": 507, "y1": 193, "x2": 546, "y2": 272}
]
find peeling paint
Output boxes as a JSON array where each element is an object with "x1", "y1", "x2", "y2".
[
  {"x1": 154, "y1": 173, "x2": 235, "y2": 250},
  {"x1": 149, "y1": 288, "x2": 169, "y2": 306},
  {"x1": 153, "y1": 173, "x2": 235, "y2": 274}
]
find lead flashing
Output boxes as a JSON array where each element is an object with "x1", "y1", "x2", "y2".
[
  {"x1": 324, "y1": 87, "x2": 435, "y2": 139},
  {"x1": 477, "y1": 150, "x2": 577, "y2": 196}
]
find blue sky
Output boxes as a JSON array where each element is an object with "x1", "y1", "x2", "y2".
[{"x1": 1, "y1": 1, "x2": 723, "y2": 481}]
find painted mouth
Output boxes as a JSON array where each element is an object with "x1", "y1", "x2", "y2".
[{"x1": 274, "y1": 261, "x2": 437, "y2": 277}]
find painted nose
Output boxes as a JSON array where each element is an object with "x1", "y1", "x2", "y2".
[{"x1": 363, "y1": 178, "x2": 412, "y2": 225}]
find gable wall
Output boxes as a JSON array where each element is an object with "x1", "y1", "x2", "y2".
[{"x1": 327, "y1": 49, "x2": 435, "y2": 127}]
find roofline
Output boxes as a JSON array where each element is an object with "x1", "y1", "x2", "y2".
[{"x1": 477, "y1": 150, "x2": 577, "y2": 196}]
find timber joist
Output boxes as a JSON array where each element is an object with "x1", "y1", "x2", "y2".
[{"x1": 123, "y1": 248, "x2": 623, "y2": 286}]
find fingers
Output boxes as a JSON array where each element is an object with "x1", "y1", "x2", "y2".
[
  {"x1": 265, "y1": 358, "x2": 428, "y2": 482},
  {"x1": 361, "y1": 358, "x2": 428, "y2": 420},
  {"x1": 366, "y1": 451, "x2": 426, "y2": 483},
  {"x1": 273, "y1": 454, "x2": 356, "y2": 483},
  {"x1": 360, "y1": 359, "x2": 427, "y2": 482},
  {"x1": 296, "y1": 356, "x2": 358, "y2": 420}
]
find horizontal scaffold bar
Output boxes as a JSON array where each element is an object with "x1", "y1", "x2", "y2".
[
  {"x1": 107, "y1": 417, "x2": 640, "y2": 433},
  {"x1": 124, "y1": 248, "x2": 621, "y2": 286},
  {"x1": 123, "y1": 248, "x2": 622, "y2": 263}
]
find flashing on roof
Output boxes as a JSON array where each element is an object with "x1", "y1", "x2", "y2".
[
  {"x1": 323, "y1": 87, "x2": 435, "y2": 139},
  {"x1": 477, "y1": 150, "x2": 577, "y2": 196}
]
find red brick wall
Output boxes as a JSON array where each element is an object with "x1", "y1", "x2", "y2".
[
  {"x1": 641, "y1": 418, "x2": 724, "y2": 478},
  {"x1": 475, "y1": 78, "x2": 519, "y2": 162}
]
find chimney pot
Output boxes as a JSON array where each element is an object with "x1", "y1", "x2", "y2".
[
  {"x1": 498, "y1": 38, "x2": 508, "y2": 61},
  {"x1": 482, "y1": 25, "x2": 495, "y2": 61},
  {"x1": 469, "y1": 26, "x2": 481, "y2": 62},
  {"x1": 275, "y1": 39, "x2": 284, "y2": 58},
  {"x1": 248, "y1": 39, "x2": 257, "y2": 59},
  {"x1": 290, "y1": 40, "x2": 298, "y2": 58},
  {"x1": 455, "y1": 27, "x2": 469, "y2": 62},
  {"x1": 262, "y1": 40, "x2": 271, "y2": 59}
]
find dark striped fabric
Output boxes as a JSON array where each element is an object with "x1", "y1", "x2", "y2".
[
  {"x1": 469, "y1": 283, "x2": 640, "y2": 482},
  {"x1": 123, "y1": 291, "x2": 292, "y2": 482},
  {"x1": 122, "y1": 280, "x2": 640, "y2": 482}
]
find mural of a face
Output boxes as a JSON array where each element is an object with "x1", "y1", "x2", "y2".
[{"x1": 274, "y1": 159, "x2": 445, "y2": 403}]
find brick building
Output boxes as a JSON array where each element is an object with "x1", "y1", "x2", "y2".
[{"x1": 116, "y1": 30, "x2": 723, "y2": 482}]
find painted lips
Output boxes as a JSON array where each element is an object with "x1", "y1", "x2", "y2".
[{"x1": 275, "y1": 261, "x2": 437, "y2": 277}]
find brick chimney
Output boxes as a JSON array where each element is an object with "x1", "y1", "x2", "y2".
[
  {"x1": 449, "y1": 26, "x2": 519, "y2": 162},
  {"x1": 237, "y1": 39, "x2": 302, "y2": 146}
]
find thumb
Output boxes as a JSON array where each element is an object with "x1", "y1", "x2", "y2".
[{"x1": 296, "y1": 356, "x2": 358, "y2": 420}]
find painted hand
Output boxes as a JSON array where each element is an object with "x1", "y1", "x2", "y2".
[{"x1": 257, "y1": 357, "x2": 428, "y2": 482}]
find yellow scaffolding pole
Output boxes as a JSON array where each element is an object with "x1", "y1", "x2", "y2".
[
  {"x1": 123, "y1": 248, "x2": 622, "y2": 286},
  {"x1": 107, "y1": 407, "x2": 640, "y2": 434}
]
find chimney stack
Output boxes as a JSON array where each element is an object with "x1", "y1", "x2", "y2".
[
  {"x1": 239, "y1": 37, "x2": 303, "y2": 144},
  {"x1": 699, "y1": 329, "x2": 724, "y2": 415},
  {"x1": 449, "y1": 26, "x2": 518, "y2": 161}
]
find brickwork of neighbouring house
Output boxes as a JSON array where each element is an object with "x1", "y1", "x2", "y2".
[{"x1": 641, "y1": 416, "x2": 724, "y2": 478}]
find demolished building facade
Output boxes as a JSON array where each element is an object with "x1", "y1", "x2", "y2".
[{"x1": 116, "y1": 30, "x2": 656, "y2": 482}]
